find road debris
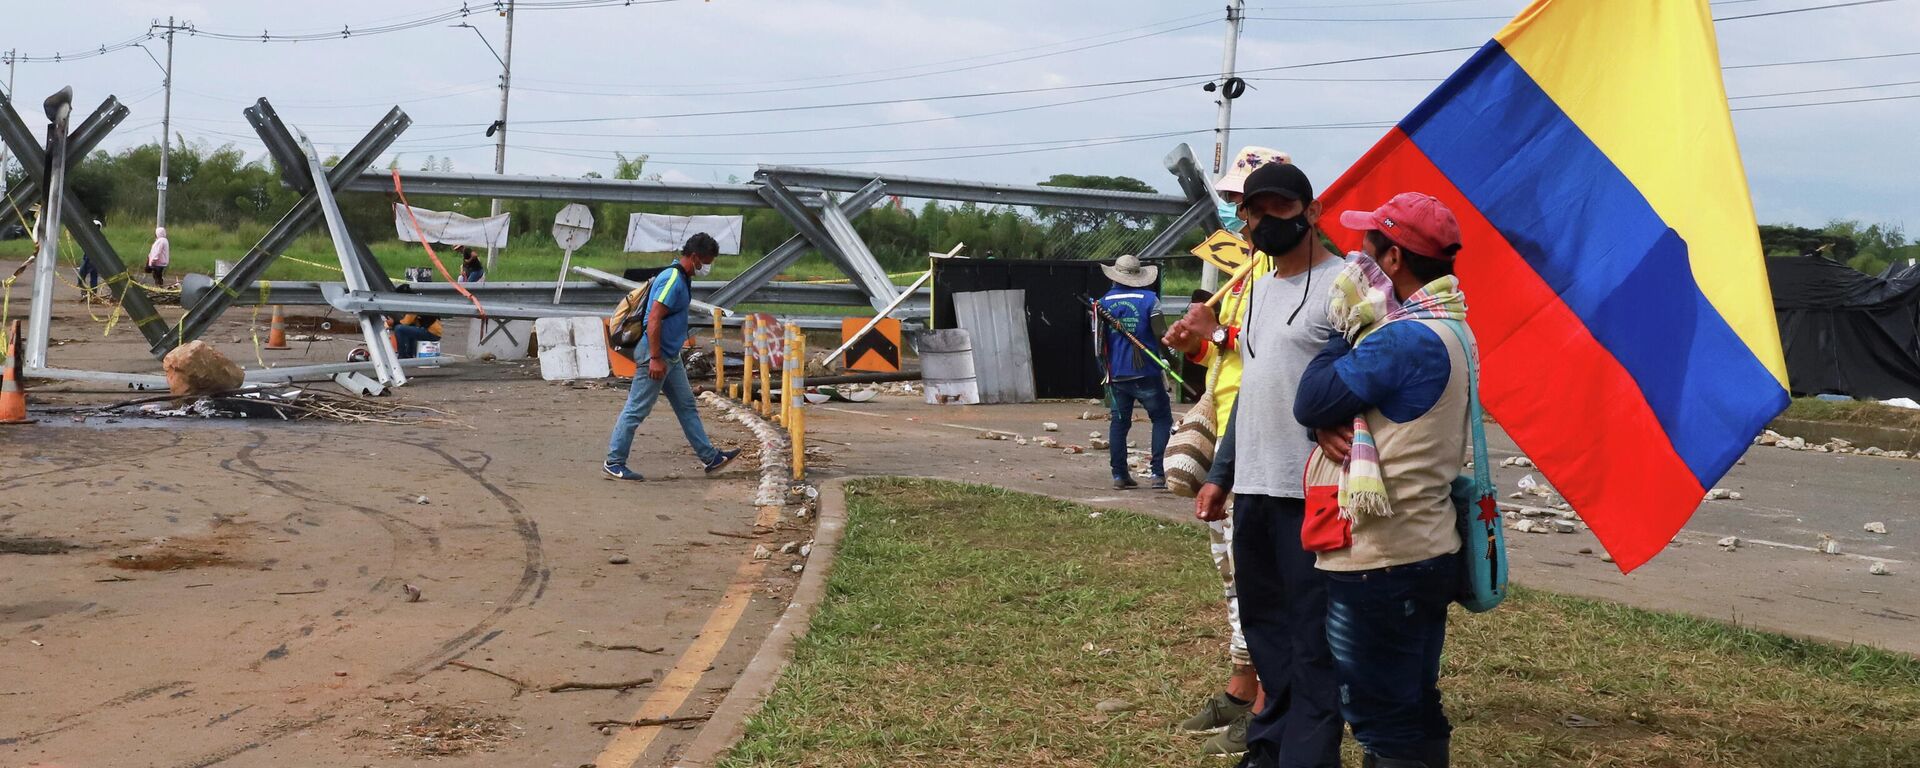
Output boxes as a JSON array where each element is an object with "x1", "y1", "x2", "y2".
[
  {"x1": 447, "y1": 660, "x2": 529, "y2": 693},
  {"x1": 1865, "y1": 521, "x2": 1889, "y2": 535},
  {"x1": 1500, "y1": 456, "x2": 1534, "y2": 468},
  {"x1": 1817, "y1": 534, "x2": 1841, "y2": 555},
  {"x1": 752, "y1": 545, "x2": 771, "y2": 561},
  {"x1": 550, "y1": 676, "x2": 654, "y2": 693},
  {"x1": 1870, "y1": 562, "x2": 1891, "y2": 576},
  {"x1": 1095, "y1": 699, "x2": 1136, "y2": 713},
  {"x1": 608, "y1": 555, "x2": 631, "y2": 565},
  {"x1": 591, "y1": 714, "x2": 712, "y2": 730},
  {"x1": 403, "y1": 584, "x2": 423, "y2": 602},
  {"x1": 1717, "y1": 536, "x2": 1741, "y2": 550},
  {"x1": 1042, "y1": 422, "x2": 1060, "y2": 432}
]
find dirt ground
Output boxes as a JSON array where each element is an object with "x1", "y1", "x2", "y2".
[{"x1": 2, "y1": 278, "x2": 813, "y2": 767}]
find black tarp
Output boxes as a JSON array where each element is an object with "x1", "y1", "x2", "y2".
[{"x1": 1769, "y1": 255, "x2": 1920, "y2": 400}]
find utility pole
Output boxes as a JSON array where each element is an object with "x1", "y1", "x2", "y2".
[
  {"x1": 486, "y1": 0, "x2": 516, "y2": 273},
  {"x1": 153, "y1": 17, "x2": 187, "y2": 230},
  {"x1": 1203, "y1": 0, "x2": 1245, "y2": 291}
]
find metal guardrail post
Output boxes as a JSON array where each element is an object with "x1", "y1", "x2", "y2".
[
  {"x1": 754, "y1": 164, "x2": 1192, "y2": 216},
  {"x1": 706, "y1": 179, "x2": 887, "y2": 309},
  {"x1": 1136, "y1": 199, "x2": 1218, "y2": 261},
  {"x1": 0, "y1": 91, "x2": 174, "y2": 352},
  {"x1": 757, "y1": 176, "x2": 897, "y2": 312},
  {"x1": 0, "y1": 94, "x2": 130, "y2": 233},
  {"x1": 301, "y1": 134, "x2": 407, "y2": 386},
  {"x1": 161, "y1": 102, "x2": 411, "y2": 353}
]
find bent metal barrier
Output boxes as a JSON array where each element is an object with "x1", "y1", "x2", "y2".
[{"x1": 0, "y1": 86, "x2": 1229, "y2": 387}]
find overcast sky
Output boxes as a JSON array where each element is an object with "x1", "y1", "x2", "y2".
[{"x1": 3, "y1": 0, "x2": 1916, "y2": 230}]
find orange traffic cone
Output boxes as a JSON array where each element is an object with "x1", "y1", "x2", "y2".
[
  {"x1": 1, "y1": 320, "x2": 33, "y2": 425},
  {"x1": 264, "y1": 305, "x2": 291, "y2": 350}
]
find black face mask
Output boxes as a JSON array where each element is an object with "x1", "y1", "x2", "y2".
[{"x1": 1249, "y1": 210, "x2": 1311, "y2": 257}]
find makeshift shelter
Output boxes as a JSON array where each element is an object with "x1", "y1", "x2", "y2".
[{"x1": 1769, "y1": 254, "x2": 1920, "y2": 400}]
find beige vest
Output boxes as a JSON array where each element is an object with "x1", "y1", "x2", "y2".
[{"x1": 1313, "y1": 318, "x2": 1470, "y2": 572}]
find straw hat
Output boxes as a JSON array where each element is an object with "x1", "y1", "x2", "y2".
[
  {"x1": 1101, "y1": 254, "x2": 1159, "y2": 288},
  {"x1": 1215, "y1": 146, "x2": 1293, "y2": 195}
]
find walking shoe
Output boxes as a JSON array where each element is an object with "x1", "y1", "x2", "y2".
[
  {"x1": 603, "y1": 462, "x2": 644, "y2": 481},
  {"x1": 704, "y1": 448, "x2": 742, "y2": 474},
  {"x1": 1113, "y1": 475, "x2": 1140, "y2": 490},
  {"x1": 1150, "y1": 474, "x2": 1168, "y2": 490},
  {"x1": 1178, "y1": 691, "x2": 1250, "y2": 734},
  {"x1": 1200, "y1": 711, "x2": 1251, "y2": 756}
]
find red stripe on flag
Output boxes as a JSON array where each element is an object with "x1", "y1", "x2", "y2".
[{"x1": 1321, "y1": 130, "x2": 1704, "y2": 571}]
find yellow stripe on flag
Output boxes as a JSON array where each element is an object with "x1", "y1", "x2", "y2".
[{"x1": 1495, "y1": 0, "x2": 1786, "y2": 385}]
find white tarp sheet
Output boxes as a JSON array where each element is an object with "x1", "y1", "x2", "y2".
[
  {"x1": 624, "y1": 213, "x2": 743, "y2": 254},
  {"x1": 393, "y1": 203, "x2": 512, "y2": 249}
]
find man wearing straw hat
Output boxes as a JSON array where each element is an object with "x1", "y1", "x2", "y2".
[
  {"x1": 1160, "y1": 146, "x2": 1288, "y2": 757},
  {"x1": 1094, "y1": 254, "x2": 1172, "y2": 491}
]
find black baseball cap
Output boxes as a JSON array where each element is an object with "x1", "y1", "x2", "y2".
[{"x1": 1240, "y1": 162, "x2": 1314, "y2": 205}]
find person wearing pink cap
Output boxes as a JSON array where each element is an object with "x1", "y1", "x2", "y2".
[{"x1": 1292, "y1": 192, "x2": 1474, "y2": 768}]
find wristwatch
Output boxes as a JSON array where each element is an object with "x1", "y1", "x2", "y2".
[{"x1": 1210, "y1": 327, "x2": 1229, "y2": 345}]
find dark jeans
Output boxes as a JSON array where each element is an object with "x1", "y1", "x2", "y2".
[
  {"x1": 77, "y1": 261, "x2": 100, "y2": 290},
  {"x1": 1106, "y1": 376, "x2": 1170, "y2": 480},
  {"x1": 392, "y1": 324, "x2": 439, "y2": 359},
  {"x1": 1325, "y1": 554, "x2": 1457, "y2": 762},
  {"x1": 146, "y1": 265, "x2": 166, "y2": 285},
  {"x1": 1233, "y1": 494, "x2": 1342, "y2": 767}
]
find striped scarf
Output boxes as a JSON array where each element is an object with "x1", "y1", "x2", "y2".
[{"x1": 1327, "y1": 254, "x2": 1468, "y2": 518}]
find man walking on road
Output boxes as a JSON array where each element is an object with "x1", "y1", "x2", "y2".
[
  {"x1": 603, "y1": 233, "x2": 740, "y2": 481},
  {"x1": 1194, "y1": 161, "x2": 1347, "y2": 768},
  {"x1": 1094, "y1": 254, "x2": 1172, "y2": 490}
]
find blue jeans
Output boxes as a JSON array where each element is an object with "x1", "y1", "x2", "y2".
[
  {"x1": 1107, "y1": 376, "x2": 1171, "y2": 480},
  {"x1": 1234, "y1": 494, "x2": 1342, "y2": 767},
  {"x1": 1325, "y1": 554, "x2": 1457, "y2": 762},
  {"x1": 392, "y1": 325, "x2": 439, "y2": 358},
  {"x1": 604, "y1": 356, "x2": 719, "y2": 468}
]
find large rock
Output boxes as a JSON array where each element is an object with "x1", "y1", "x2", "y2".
[{"x1": 163, "y1": 341, "x2": 244, "y2": 397}]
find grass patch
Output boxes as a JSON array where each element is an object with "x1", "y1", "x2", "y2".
[
  {"x1": 1782, "y1": 397, "x2": 1920, "y2": 431},
  {"x1": 721, "y1": 478, "x2": 1920, "y2": 768}
]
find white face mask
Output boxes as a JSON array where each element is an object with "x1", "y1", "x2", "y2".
[{"x1": 693, "y1": 261, "x2": 713, "y2": 277}]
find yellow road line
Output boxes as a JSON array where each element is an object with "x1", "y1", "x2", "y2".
[{"x1": 592, "y1": 504, "x2": 781, "y2": 767}]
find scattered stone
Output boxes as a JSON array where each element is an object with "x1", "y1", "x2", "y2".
[
  {"x1": 1777, "y1": 436, "x2": 1807, "y2": 451},
  {"x1": 752, "y1": 545, "x2": 772, "y2": 561},
  {"x1": 1014, "y1": 437, "x2": 1029, "y2": 446},
  {"x1": 1813, "y1": 445, "x2": 1832, "y2": 453},
  {"x1": 1863, "y1": 447, "x2": 1886, "y2": 456},
  {"x1": 1508, "y1": 492, "x2": 1524, "y2": 500},
  {"x1": 162, "y1": 340, "x2": 245, "y2": 398},
  {"x1": 779, "y1": 542, "x2": 798, "y2": 555},
  {"x1": 790, "y1": 563, "x2": 804, "y2": 573},
  {"x1": 1042, "y1": 422, "x2": 1060, "y2": 432},
  {"x1": 403, "y1": 584, "x2": 423, "y2": 602},
  {"x1": 1095, "y1": 698, "x2": 1136, "y2": 713},
  {"x1": 1089, "y1": 431, "x2": 1103, "y2": 439},
  {"x1": 1870, "y1": 562, "x2": 1891, "y2": 576},
  {"x1": 334, "y1": 670, "x2": 349, "y2": 677},
  {"x1": 1037, "y1": 437, "x2": 1060, "y2": 449},
  {"x1": 1079, "y1": 410, "x2": 1098, "y2": 420},
  {"x1": 1704, "y1": 488, "x2": 1734, "y2": 501},
  {"x1": 1549, "y1": 520, "x2": 1578, "y2": 534},
  {"x1": 1600, "y1": 553, "x2": 1615, "y2": 563},
  {"x1": 1062, "y1": 445, "x2": 1085, "y2": 455},
  {"x1": 1817, "y1": 534, "x2": 1841, "y2": 555},
  {"x1": 1889, "y1": 450, "x2": 1913, "y2": 459},
  {"x1": 1500, "y1": 456, "x2": 1534, "y2": 468},
  {"x1": 608, "y1": 555, "x2": 630, "y2": 565},
  {"x1": 1717, "y1": 536, "x2": 1741, "y2": 550},
  {"x1": 1729, "y1": 492, "x2": 1744, "y2": 501},
  {"x1": 1502, "y1": 510, "x2": 1521, "y2": 520},
  {"x1": 1512, "y1": 519, "x2": 1548, "y2": 534},
  {"x1": 799, "y1": 543, "x2": 812, "y2": 558},
  {"x1": 1865, "y1": 521, "x2": 1889, "y2": 535},
  {"x1": 1090, "y1": 438, "x2": 1110, "y2": 450},
  {"x1": 414, "y1": 495, "x2": 431, "y2": 505},
  {"x1": 1755, "y1": 430, "x2": 1782, "y2": 446},
  {"x1": 1829, "y1": 438, "x2": 1854, "y2": 450},
  {"x1": 1578, "y1": 547, "x2": 1594, "y2": 555}
]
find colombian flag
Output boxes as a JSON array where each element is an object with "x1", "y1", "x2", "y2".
[{"x1": 1319, "y1": 0, "x2": 1788, "y2": 572}]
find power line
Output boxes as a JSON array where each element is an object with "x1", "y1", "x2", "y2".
[
  {"x1": 1731, "y1": 91, "x2": 1920, "y2": 111},
  {"x1": 512, "y1": 19, "x2": 1218, "y2": 99},
  {"x1": 1715, "y1": 0, "x2": 1902, "y2": 21},
  {"x1": 1729, "y1": 79, "x2": 1920, "y2": 99},
  {"x1": 1724, "y1": 49, "x2": 1920, "y2": 69}
]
